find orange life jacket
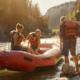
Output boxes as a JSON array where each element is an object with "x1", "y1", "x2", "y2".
[
  {"x1": 10, "y1": 30, "x2": 24, "y2": 44},
  {"x1": 29, "y1": 33, "x2": 38, "y2": 46},
  {"x1": 64, "y1": 20, "x2": 77, "y2": 37}
]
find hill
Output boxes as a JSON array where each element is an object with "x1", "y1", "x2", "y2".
[{"x1": 45, "y1": 1, "x2": 75, "y2": 29}]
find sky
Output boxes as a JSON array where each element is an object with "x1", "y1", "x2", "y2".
[{"x1": 32, "y1": 0, "x2": 76, "y2": 15}]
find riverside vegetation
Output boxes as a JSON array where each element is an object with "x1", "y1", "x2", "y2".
[{"x1": 0, "y1": 0, "x2": 51, "y2": 41}]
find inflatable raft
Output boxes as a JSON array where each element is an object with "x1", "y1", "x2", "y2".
[{"x1": 0, "y1": 43, "x2": 62, "y2": 72}]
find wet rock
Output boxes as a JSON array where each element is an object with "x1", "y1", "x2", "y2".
[
  {"x1": 70, "y1": 57, "x2": 74, "y2": 61},
  {"x1": 62, "y1": 64, "x2": 76, "y2": 75},
  {"x1": 78, "y1": 61, "x2": 80, "y2": 67},
  {"x1": 62, "y1": 64, "x2": 69, "y2": 74},
  {"x1": 60, "y1": 72, "x2": 66, "y2": 77},
  {"x1": 61, "y1": 63, "x2": 78, "y2": 78}
]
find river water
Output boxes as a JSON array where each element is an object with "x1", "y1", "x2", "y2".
[{"x1": 0, "y1": 37, "x2": 80, "y2": 80}]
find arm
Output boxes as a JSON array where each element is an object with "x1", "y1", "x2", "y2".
[
  {"x1": 25, "y1": 34, "x2": 30, "y2": 41},
  {"x1": 22, "y1": 34, "x2": 31, "y2": 42},
  {"x1": 60, "y1": 38, "x2": 63, "y2": 53},
  {"x1": 35, "y1": 38, "x2": 40, "y2": 53},
  {"x1": 60, "y1": 23, "x2": 64, "y2": 54},
  {"x1": 37, "y1": 43, "x2": 40, "y2": 51},
  {"x1": 75, "y1": 25, "x2": 79, "y2": 39}
]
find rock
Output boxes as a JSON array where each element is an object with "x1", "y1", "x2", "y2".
[
  {"x1": 61, "y1": 63, "x2": 79, "y2": 78},
  {"x1": 60, "y1": 72, "x2": 66, "y2": 77},
  {"x1": 66, "y1": 74, "x2": 73, "y2": 78},
  {"x1": 70, "y1": 57, "x2": 74, "y2": 61},
  {"x1": 62, "y1": 63, "x2": 76, "y2": 75},
  {"x1": 62, "y1": 63, "x2": 69, "y2": 74},
  {"x1": 78, "y1": 61, "x2": 80, "y2": 67}
]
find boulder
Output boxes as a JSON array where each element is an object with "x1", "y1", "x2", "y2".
[
  {"x1": 60, "y1": 63, "x2": 80, "y2": 78},
  {"x1": 62, "y1": 63, "x2": 76, "y2": 75}
]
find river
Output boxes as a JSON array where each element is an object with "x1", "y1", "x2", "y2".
[{"x1": 0, "y1": 37, "x2": 80, "y2": 80}]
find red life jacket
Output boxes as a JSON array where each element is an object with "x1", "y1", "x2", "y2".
[
  {"x1": 64, "y1": 20, "x2": 77, "y2": 37},
  {"x1": 10, "y1": 30, "x2": 24, "y2": 44},
  {"x1": 29, "y1": 33, "x2": 38, "y2": 46}
]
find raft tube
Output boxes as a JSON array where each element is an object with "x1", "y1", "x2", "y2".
[{"x1": 0, "y1": 43, "x2": 62, "y2": 72}]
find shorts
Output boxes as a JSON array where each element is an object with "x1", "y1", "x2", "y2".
[
  {"x1": 13, "y1": 46, "x2": 28, "y2": 52},
  {"x1": 62, "y1": 40, "x2": 76, "y2": 56},
  {"x1": 31, "y1": 45, "x2": 40, "y2": 53}
]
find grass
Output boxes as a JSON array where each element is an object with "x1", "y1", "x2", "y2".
[{"x1": 52, "y1": 29, "x2": 59, "y2": 34}]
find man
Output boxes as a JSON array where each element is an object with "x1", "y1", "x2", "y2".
[
  {"x1": 26, "y1": 29, "x2": 41, "y2": 55},
  {"x1": 10, "y1": 23, "x2": 29, "y2": 51},
  {"x1": 60, "y1": 16, "x2": 79, "y2": 72},
  {"x1": 75, "y1": 12, "x2": 80, "y2": 37}
]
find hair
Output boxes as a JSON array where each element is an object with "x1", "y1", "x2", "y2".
[
  {"x1": 35, "y1": 29, "x2": 41, "y2": 33},
  {"x1": 16, "y1": 23, "x2": 24, "y2": 30},
  {"x1": 60, "y1": 16, "x2": 66, "y2": 23}
]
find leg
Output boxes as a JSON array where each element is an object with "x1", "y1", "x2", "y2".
[
  {"x1": 72, "y1": 55, "x2": 79, "y2": 72},
  {"x1": 62, "y1": 40, "x2": 69, "y2": 64},
  {"x1": 29, "y1": 47, "x2": 35, "y2": 54},
  {"x1": 70, "y1": 43, "x2": 79, "y2": 72},
  {"x1": 65, "y1": 56, "x2": 69, "y2": 64}
]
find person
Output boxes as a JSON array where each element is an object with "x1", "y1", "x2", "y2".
[
  {"x1": 10, "y1": 23, "x2": 30, "y2": 52},
  {"x1": 75, "y1": 12, "x2": 80, "y2": 37},
  {"x1": 60, "y1": 16, "x2": 79, "y2": 72},
  {"x1": 26, "y1": 29, "x2": 41, "y2": 55}
]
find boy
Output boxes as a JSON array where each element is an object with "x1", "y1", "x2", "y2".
[{"x1": 26, "y1": 29, "x2": 41, "y2": 55}]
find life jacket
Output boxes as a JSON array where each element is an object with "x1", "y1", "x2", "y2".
[
  {"x1": 10, "y1": 30, "x2": 24, "y2": 45},
  {"x1": 64, "y1": 20, "x2": 77, "y2": 37},
  {"x1": 29, "y1": 33, "x2": 38, "y2": 46}
]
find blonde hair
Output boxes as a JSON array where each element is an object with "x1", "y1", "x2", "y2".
[
  {"x1": 60, "y1": 16, "x2": 66, "y2": 23},
  {"x1": 16, "y1": 23, "x2": 24, "y2": 30},
  {"x1": 16, "y1": 23, "x2": 24, "y2": 29}
]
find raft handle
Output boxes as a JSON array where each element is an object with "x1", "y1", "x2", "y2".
[
  {"x1": 24, "y1": 56, "x2": 32, "y2": 62},
  {"x1": 6, "y1": 52, "x2": 10, "y2": 56}
]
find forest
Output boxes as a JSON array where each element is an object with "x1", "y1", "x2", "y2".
[{"x1": 0, "y1": 0, "x2": 51, "y2": 41}]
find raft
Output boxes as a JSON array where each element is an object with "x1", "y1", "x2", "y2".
[{"x1": 0, "y1": 43, "x2": 62, "y2": 72}]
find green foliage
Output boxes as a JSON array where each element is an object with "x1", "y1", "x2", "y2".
[
  {"x1": 67, "y1": 0, "x2": 80, "y2": 21},
  {"x1": 68, "y1": 11, "x2": 76, "y2": 21},
  {"x1": 52, "y1": 28, "x2": 59, "y2": 34}
]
